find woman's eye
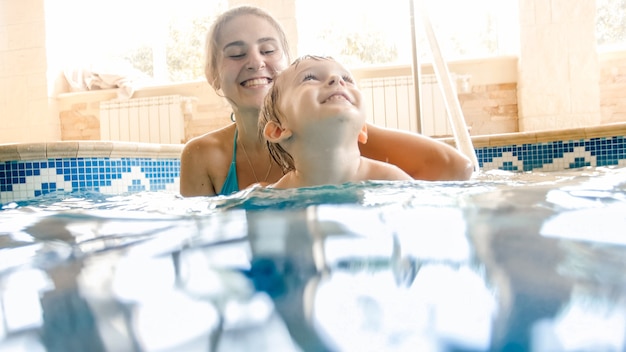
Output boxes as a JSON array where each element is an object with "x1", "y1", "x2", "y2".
[
  {"x1": 225, "y1": 51, "x2": 246, "y2": 59},
  {"x1": 262, "y1": 49, "x2": 276, "y2": 55}
]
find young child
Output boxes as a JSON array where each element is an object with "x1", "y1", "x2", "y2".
[{"x1": 258, "y1": 55, "x2": 412, "y2": 189}]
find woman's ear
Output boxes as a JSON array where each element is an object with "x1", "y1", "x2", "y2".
[
  {"x1": 358, "y1": 124, "x2": 368, "y2": 144},
  {"x1": 264, "y1": 121, "x2": 292, "y2": 142}
]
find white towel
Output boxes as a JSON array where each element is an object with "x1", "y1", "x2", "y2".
[{"x1": 63, "y1": 61, "x2": 153, "y2": 99}]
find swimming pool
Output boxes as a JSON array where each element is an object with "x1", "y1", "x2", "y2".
[
  {"x1": 1, "y1": 125, "x2": 626, "y2": 351},
  {"x1": 2, "y1": 166, "x2": 626, "y2": 351}
]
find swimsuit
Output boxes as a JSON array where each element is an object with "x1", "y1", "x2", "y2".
[{"x1": 220, "y1": 129, "x2": 239, "y2": 195}]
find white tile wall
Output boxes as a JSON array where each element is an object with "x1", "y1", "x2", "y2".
[
  {"x1": 517, "y1": 0, "x2": 602, "y2": 131},
  {"x1": 0, "y1": 0, "x2": 58, "y2": 144}
]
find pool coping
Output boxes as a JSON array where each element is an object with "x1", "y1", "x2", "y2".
[
  {"x1": 0, "y1": 141, "x2": 184, "y2": 162},
  {"x1": 440, "y1": 122, "x2": 626, "y2": 148}
]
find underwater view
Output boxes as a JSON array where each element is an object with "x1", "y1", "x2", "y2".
[{"x1": 1, "y1": 167, "x2": 626, "y2": 351}]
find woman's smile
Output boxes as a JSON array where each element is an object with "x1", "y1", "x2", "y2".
[{"x1": 241, "y1": 77, "x2": 273, "y2": 88}]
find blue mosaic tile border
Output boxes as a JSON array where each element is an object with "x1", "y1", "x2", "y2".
[
  {"x1": 0, "y1": 157, "x2": 180, "y2": 204},
  {"x1": 1, "y1": 135, "x2": 626, "y2": 204},
  {"x1": 476, "y1": 136, "x2": 626, "y2": 172}
]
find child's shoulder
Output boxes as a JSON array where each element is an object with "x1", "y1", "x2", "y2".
[{"x1": 362, "y1": 157, "x2": 412, "y2": 181}]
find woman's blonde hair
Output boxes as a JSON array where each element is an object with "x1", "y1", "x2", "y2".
[
  {"x1": 204, "y1": 5, "x2": 291, "y2": 91},
  {"x1": 259, "y1": 55, "x2": 335, "y2": 172}
]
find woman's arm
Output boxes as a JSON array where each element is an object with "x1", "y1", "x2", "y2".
[{"x1": 360, "y1": 123, "x2": 474, "y2": 181}]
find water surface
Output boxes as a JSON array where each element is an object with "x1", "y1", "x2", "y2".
[{"x1": 1, "y1": 167, "x2": 625, "y2": 351}]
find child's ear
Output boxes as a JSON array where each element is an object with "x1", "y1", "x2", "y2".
[
  {"x1": 264, "y1": 121, "x2": 292, "y2": 142},
  {"x1": 358, "y1": 124, "x2": 368, "y2": 144}
]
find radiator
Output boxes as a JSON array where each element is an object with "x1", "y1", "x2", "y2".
[
  {"x1": 99, "y1": 95, "x2": 184, "y2": 144},
  {"x1": 359, "y1": 74, "x2": 454, "y2": 137}
]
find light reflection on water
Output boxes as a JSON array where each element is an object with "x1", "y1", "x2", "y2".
[{"x1": 0, "y1": 167, "x2": 625, "y2": 351}]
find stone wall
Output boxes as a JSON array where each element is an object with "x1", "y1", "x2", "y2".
[
  {"x1": 600, "y1": 51, "x2": 626, "y2": 125},
  {"x1": 459, "y1": 83, "x2": 518, "y2": 136},
  {"x1": 57, "y1": 81, "x2": 232, "y2": 143}
]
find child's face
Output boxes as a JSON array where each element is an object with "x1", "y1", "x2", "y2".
[{"x1": 277, "y1": 58, "x2": 365, "y2": 133}]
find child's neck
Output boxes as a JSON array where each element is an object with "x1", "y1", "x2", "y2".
[{"x1": 290, "y1": 143, "x2": 363, "y2": 187}]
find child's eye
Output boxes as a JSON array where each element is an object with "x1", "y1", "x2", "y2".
[
  {"x1": 303, "y1": 73, "x2": 316, "y2": 81},
  {"x1": 342, "y1": 75, "x2": 354, "y2": 84}
]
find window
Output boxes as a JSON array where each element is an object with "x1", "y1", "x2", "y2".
[
  {"x1": 44, "y1": 0, "x2": 625, "y2": 87},
  {"x1": 295, "y1": 0, "x2": 519, "y2": 67},
  {"x1": 596, "y1": 0, "x2": 626, "y2": 50},
  {"x1": 44, "y1": 0, "x2": 227, "y2": 84}
]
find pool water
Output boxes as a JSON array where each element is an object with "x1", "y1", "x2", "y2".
[{"x1": 1, "y1": 167, "x2": 626, "y2": 352}]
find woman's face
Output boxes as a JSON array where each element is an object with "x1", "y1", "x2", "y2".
[{"x1": 217, "y1": 14, "x2": 290, "y2": 112}]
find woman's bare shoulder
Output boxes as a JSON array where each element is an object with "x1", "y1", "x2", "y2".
[
  {"x1": 182, "y1": 125, "x2": 235, "y2": 155},
  {"x1": 179, "y1": 125, "x2": 235, "y2": 197}
]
